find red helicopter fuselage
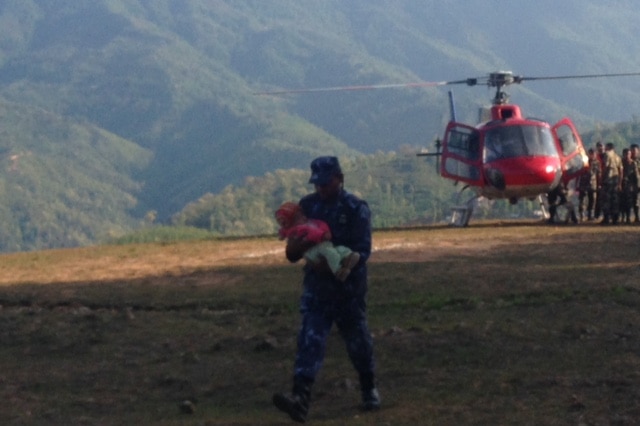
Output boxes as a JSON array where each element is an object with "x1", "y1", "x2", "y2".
[{"x1": 440, "y1": 104, "x2": 588, "y2": 202}]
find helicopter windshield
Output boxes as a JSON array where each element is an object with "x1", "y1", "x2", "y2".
[{"x1": 484, "y1": 124, "x2": 556, "y2": 162}]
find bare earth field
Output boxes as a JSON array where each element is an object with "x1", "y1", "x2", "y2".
[{"x1": 1, "y1": 220, "x2": 640, "y2": 425}]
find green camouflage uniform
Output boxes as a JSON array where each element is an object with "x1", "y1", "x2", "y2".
[
  {"x1": 634, "y1": 157, "x2": 640, "y2": 221},
  {"x1": 577, "y1": 158, "x2": 601, "y2": 221},
  {"x1": 601, "y1": 150, "x2": 622, "y2": 224},
  {"x1": 620, "y1": 158, "x2": 639, "y2": 223}
]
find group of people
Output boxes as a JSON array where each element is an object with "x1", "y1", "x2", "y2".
[{"x1": 575, "y1": 141, "x2": 640, "y2": 225}]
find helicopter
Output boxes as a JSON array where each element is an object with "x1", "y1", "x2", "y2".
[{"x1": 257, "y1": 71, "x2": 640, "y2": 226}]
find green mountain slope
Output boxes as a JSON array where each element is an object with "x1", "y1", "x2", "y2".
[
  {"x1": 0, "y1": 1, "x2": 361, "y2": 220},
  {"x1": 0, "y1": 99, "x2": 151, "y2": 252}
]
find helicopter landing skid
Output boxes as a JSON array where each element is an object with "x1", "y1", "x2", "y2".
[
  {"x1": 537, "y1": 194, "x2": 551, "y2": 220},
  {"x1": 449, "y1": 185, "x2": 477, "y2": 227}
]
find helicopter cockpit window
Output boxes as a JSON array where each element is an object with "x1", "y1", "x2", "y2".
[
  {"x1": 484, "y1": 125, "x2": 556, "y2": 162},
  {"x1": 447, "y1": 127, "x2": 480, "y2": 161}
]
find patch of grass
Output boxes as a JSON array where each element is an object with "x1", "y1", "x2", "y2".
[{"x1": 1, "y1": 223, "x2": 640, "y2": 424}]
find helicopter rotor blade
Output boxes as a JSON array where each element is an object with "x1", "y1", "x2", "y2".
[
  {"x1": 517, "y1": 71, "x2": 640, "y2": 83},
  {"x1": 254, "y1": 78, "x2": 475, "y2": 96},
  {"x1": 254, "y1": 71, "x2": 640, "y2": 96}
]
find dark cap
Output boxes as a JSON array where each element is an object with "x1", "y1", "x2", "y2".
[{"x1": 309, "y1": 156, "x2": 342, "y2": 185}]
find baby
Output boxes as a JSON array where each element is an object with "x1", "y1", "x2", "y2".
[{"x1": 275, "y1": 202, "x2": 360, "y2": 282}]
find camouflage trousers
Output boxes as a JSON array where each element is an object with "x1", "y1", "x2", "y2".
[
  {"x1": 294, "y1": 291, "x2": 375, "y2": 380},
  {"x1": 600, "y1": 177, "x2": 620, "y2": 220},
  {"x1": 577, "y1": 189, "x2": 596, "y2": 218}
]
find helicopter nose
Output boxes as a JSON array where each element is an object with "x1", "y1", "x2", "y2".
[
  {"x1": 534, "y1": 162, "x2": 562, "y2": 187},
  {"x1": 484, "y1": 157, "x2": 562, "y2": 198},
  {"x1": 538, "y1": 162, "x2": 562, "y2": 189}
]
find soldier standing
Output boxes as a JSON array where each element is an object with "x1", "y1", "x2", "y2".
[
  {"x1": 593, "y1": 141, "x2": 606, "y2": 220},
  {"x1": 620, "y1": 148, "x2": 638, "y2": 223},
  {"x1": 630, "y1": 144, "x2": 640, "y2": 222},
  {"x1": 577, "y1": 148, "x2": 601, "y2": 221},
  {"x1": 600, "y1": 142, "x2": 623, "y2": 225}
]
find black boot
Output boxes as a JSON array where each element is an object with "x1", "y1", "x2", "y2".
[
  {"x1": 273, "y1": 376, "x2": 312, "y2": 423},
  {"x1": 359, "y1": 371, "x2": 381, "y2": 411}
]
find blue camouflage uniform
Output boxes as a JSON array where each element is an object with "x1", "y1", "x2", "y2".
[
  {"x1": 294, "y1": 189, "x2": 375, "y2": 382},
  {"x1": 273, "y1": 156, "x2": 379, "y2": 422}
]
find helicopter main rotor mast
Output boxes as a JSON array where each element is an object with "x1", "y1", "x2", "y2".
[
  {"x1": 444, "y1": 71, "x2": 520, "y2": 105},
  {"x1": 467, "y1": 70, "x2": 640, "y2": 106},
  {"x1": 486, "y1": 71, "x2": 517, "y2": 105}
]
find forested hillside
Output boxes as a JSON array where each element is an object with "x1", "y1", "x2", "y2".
[
  {"x1": 170, "y1": 152, "x2": 462, "y2": 236},
  {"x1": 1, "y1": 1, "x2": 640, "y2": 251},
  {"x1": 0, "y1": 100, "x2": 150, "y2": 251}
]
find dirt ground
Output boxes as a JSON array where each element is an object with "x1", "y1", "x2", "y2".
[
  {"x1": 2, "y1": 221, "x2": 640, "y2": 425},
  {"x1": 0, "y1": 222, "x2": 537, "y2": 286}
]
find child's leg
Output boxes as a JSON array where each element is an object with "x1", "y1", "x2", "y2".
[
  {"x1": 303, "y1": 245, "x2": 323, "y2": 266},
  {"x1": 312, "y1": 241, "x2": 343, "y2": 274},
  {"x1": 334, "y1": 246, "x2": 360, "y2": 282},
  {"x1": 333, "y1": 245, "x2": 354, "y2": 261}
]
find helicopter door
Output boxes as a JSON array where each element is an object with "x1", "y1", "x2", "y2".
[
  {"x1": 441, "y1": 122, "x2": 483, "y2": 186},
  {"x1": 551, "y1": 118, "x2": 588, "y2": 182}
]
